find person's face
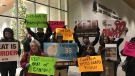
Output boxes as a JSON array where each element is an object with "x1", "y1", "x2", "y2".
[
  {"x1": 38, "y1": 29, "x2": 43, "y2": 33},
  {"x1": 57, "y1": 36, "x2": 63, "y2": 43},
  {"x1": 110, "y1": 38, "x2": 115, "y2": 42},
  {"x1": 83, "y1": 38, "x2": 89, "y2": 43},
  {"x1": 5, "y1": 32, "x2": 11, "y2": 39},
  {"x1": 104, "y1": 37, "x2": 108, "y2": 44},
  {"x1": 86, "y1": 47, "x2": 92, "y2": 54},
  {"x1": 31, "y1": 42, "x2": 38, "y2": 53}
]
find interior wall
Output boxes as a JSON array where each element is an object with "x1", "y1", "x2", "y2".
[{"x1": 68, "y1": 0, "x2": 135, "y2": 52}]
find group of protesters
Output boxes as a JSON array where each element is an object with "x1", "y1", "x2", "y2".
[{"x1": 0, "y1": 22, "x2": 134, "y2": 76}]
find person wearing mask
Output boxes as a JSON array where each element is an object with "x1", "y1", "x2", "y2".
[
  {"x1": 26, "y1": 23, "x2": 52, "y2": 51},
  {"x1": 54, "y1": 33, "x2": 68, "y2": 76},
  {"x1": 98, "y1": 36, "x2": 115, "y2": 76},
  {"x1": 0, "y1": 27, "x2": 21, "y2": 76},
  {"x1": 81, "y1": 45, "x2": 101, "y2": 76},
  {"x1": 22, "y1": 33, "x2": 32, "y2": 52},
  {"x1": 20, "y1": 39, "x2": 46, "y2": 76}
]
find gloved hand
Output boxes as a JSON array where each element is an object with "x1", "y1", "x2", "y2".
[
  {"x1": 25, "y1": 63, "x2": 30, "y2": 68},
  {"x1": 54, "y1": 64, "x2": 57, "y2": 69}
]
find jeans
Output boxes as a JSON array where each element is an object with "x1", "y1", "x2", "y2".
[{"x1": 1, "y1": 66, "x2": 16, "y2": 76}]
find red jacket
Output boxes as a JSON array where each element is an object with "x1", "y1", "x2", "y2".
[{"x1": 20, "y1": 51, "x2": 46, "y2": 76}]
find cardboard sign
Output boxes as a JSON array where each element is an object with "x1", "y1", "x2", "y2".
[
  {"x1": 0, "y1": 42, "x2": 18, "y2": 62},
  {"x1": 28, "y1": 56, "x2": 56, "y2": 75},
  {"x1": 56, "y1": 28, "x2": 73, "y2": 40},
  {"x1": 102, "y1": 20, "x2": 126, "y2": 38},
  {"x1": 122, "y1": 41, "x2": 135, "y2": 57},
  {"x1": 44, "y1": 43, "x2": 77, "y2": 66},
  {"x1": 77, "y1": 56, "x2": 103, "y2": 72},
  {"x1": 105, "y1": 44, "x2": 117, "y2": 61},
  {"x1": 75, "y1": 20, "x2": 98, "y2": 37},
  {"x1": 26, "y1": 14, "x2": 47, "y2": 28},
  {"x1": 48, "y1": 21, "x2": 65, "y2": 32}
]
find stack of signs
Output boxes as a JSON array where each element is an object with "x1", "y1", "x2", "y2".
[
  {"x1": 44, "y1": 43, "x2": 77, "y2": 66},
  {"x1": 75, "y1": 20, "x2": 98, "y2": 37},
  {"x1": 105, "y1": 44, "x2": 117, "y2": 61},
  {"x1": 122, "y1": 41, "x2": 135, "y2": 57},
  {"x1": 102, "y1": 20, "x2": 126, "y2": 38}
]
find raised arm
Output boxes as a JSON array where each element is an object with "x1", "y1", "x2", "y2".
[
  {"x1": 26, "y1": 28, "x2": 36, "y2": 38},
  {"x1": 91, "y1": 31, "x2": 100, "y2": 46},
  {"x1": 44, "y1": 23, "x2": 52, "y2": 42}
]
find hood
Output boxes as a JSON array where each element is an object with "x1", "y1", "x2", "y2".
[{"x1": 3, "y1": 28, "x2": 14, "y2": 40}]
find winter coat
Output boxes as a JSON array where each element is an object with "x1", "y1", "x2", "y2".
[
  {"x1": 22, "y1": 37, "x2": 31, "y2": 52},
  {"x1": 26, "y1": 24, "x2": 52, "y2": 51},
  {"x1": 20, "y1": 50, "x2": 46, "y2": 76}
]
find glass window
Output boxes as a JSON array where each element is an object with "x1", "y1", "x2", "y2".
[
  {"x1": 36, "y1": 4, "x2": 48, "y2": 14},
  {"x1": 61, "y1": 11, "x2": 67, "y2": 25},
  {"x1": 50, "y1": 8, "x2": 60, "y2": 20},
  {"x1": 50, "y1": 0, "x2": 60, "y2": 8},
  {"x1": 24, "y1": 1, "x2": 34, "y2": 14},
  {"x1": 36, "y1": 0, "x2": 48, "y2": 5},
  {"x1": 0, "y1": 17, "x2": 14, "y2": 38},
  {"x1": 61, "y1": 0, "x2": 67, "y2": 11}
]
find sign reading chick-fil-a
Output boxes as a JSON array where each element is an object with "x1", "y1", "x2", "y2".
[
  {"x1": 0, "y1": 42, "x2": 18, "y2": 62},
  {"x1": 43, "y1": 43, "x2": 77, "y2": 66},
  {"x1": 122, "y1": 41, "x2": 135, "y2": 57},
  {"x1": 102, "y1": 20, "x2": 126, "y2": 38}
]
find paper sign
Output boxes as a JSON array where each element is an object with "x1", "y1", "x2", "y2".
[
  {"x1": 49, "y1": 21, "x2": 65, "y2": 32},
  {"x1": 0, "y1": 42, "x2": 18, "y2": 62},
  {"x1": 28, "y1": 56, "x2": 56, "y2": 75},
  {"x1": 77, "y1": 56, "x2": 103, "y2": 72},
  {"x1": 26, "y1": 14, "x2": 47, "y2": 28},
  {"x1": 122, "y1": 41, "x2": 135, "y2": 57},
  {"x1": 56, "y1": 28, "x2": 73, "y2": 40},
  {"x1": 44, "y1": 43, "x2": 77, "y2": 66},
  {"x1": 75, "y1": 20, "x2": 98, "y2": 37},
  {"x1": 102, "y1": 20, "x2": 126, "y2": 38}
]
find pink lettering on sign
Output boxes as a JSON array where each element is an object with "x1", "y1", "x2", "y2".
[
  {"x1": 48, "y1": 21, "x2": 65, "y2": 32},
  {"x1": 102, "y1": 20, "x2": 126, "y2": 38},
  {"x1": 122, "y1": 41, "x2": 135, "y2": 57}
]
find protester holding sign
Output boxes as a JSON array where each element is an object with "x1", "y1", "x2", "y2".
[
  {"x1": 121, "y1": 37, "x2": 135, "y2": 76},
  {"x1": 98, "y1": 36, "x2": 116, "y2": 76},
  {"x1": 20, "y1": 39, "x2": 46, "y2": 76},
  {"x1": 74, "y1": 26, "x2": 100, "y2": 57},
  {"x1": 80, "y1": 45, "x2": 101, "y2": 76},
  {"x1": 26, "y1": 23, "x2": 52, "y2": 51},
  {"x1": 0, "y1": 28, "x2": 21, "y2": 76},
  {"x1": 53, "y1": 33, "x2": 69, "y2": 76}
]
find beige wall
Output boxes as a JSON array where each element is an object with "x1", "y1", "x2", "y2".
[{"x1": 68, "y1": 0, "x2": 135, "y2": 52}]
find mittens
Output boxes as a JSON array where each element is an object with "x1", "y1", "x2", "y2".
[{"x1": 25, "y1": 63, "x2": 30, "y2": 68}]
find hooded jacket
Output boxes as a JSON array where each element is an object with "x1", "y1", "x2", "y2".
[{"x1": 0, "y1": 28, "x2": 21, "y2": 68}]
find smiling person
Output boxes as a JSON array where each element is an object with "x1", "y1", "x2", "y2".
[{"x1": 20, "y1": 39, "x2": 46, "y2": 76}]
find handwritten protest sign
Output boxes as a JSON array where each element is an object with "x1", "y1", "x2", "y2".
[
  {"x1": 77, "y1": 56, "x2": 103, "y2": 72},
  {"x1": 44, "y1": 43, "x2": 77, "y2": 66},
  {"x1": 0, "y1": 42, "x2": 18, "y2": 62},
  {"x1": 102, "y1": 20, "x2": 126, "y2": 38},
  {"x1": 26, "y1": 14, "x2": 47, "y2": 28},
  {"x1": 122, "y1": 41, "x2": 135, "y2": 57},
  {"x1": 28, "y1": 56, "x2": 56, "y2": 75},
  {"x1": 75, "y1": 20, "x2": 98, "y2": 37},
  {"x1": 48, "y1": 21, "x2": 65, "y2": 32},
  {"x1": 56, "y1": 28, "x2": 73, "y2": 40}
]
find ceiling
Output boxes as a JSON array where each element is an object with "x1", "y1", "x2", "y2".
[{"x1": 123, "y1": 0, "x2": 135, "y2": 10}]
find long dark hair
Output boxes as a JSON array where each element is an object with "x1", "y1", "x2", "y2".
[{"x1": 101, "y1": 36, "x2": 110, "y2": 47}]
